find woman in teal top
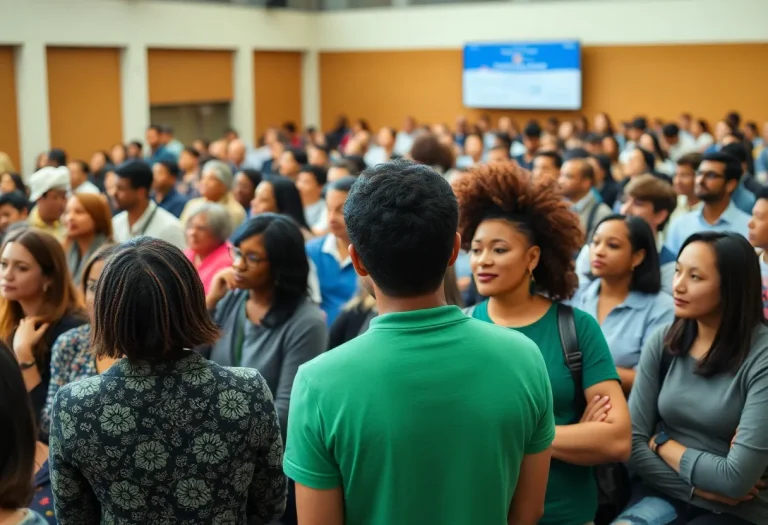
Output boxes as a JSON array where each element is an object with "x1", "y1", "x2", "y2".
[{"x1": 454, "y1": 162, "x2": 632, "y2": 525}]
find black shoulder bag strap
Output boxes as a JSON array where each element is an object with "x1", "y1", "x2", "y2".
[{"x1": 557, "y1": 303, "x2": 587, "y2": 417}]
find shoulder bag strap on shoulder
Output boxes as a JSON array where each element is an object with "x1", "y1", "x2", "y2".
[{"x1": 557, "y1": 303, "x2": 586, "y2": 417}]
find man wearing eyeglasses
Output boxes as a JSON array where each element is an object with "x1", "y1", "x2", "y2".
[{"x1": 664, "y1": 151, "x2": 752, "y2": 255}]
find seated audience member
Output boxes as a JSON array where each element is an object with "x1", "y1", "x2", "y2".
[
  {"x1": 151, "y1": 160, "x2": 188, "y2": 218},
  {"x1": 455, "y1": 133, "x2": 484, "y2": 169},
  {"x1": 575, "y1": 175, "x2": 678, "y2": 293},
  {"x1": 662, "y1": 123, "x2": 697, "y2": 162},
  {"x1": 573, "y1": 215, "x2": 674, "y2": 394},
  {"x1": 89, "y1": 150, "x2": 112, "y2": 191},
  {"x1": 532, "y1": 150, "x2": 562, "y2": 183},
  {"x1": 183, "y1": 203, "x2": 233, "y2": 295},
  {"x1": 455, "y1": 162, "x2": 629, "y2": 525},
  {"x1": 125, "y1": 140, "x2": 142, "y2": 160},
  {"x1": 486, "y1": 145, "x2": 511, "y2": 164},
  {"x1": 721, "y1": 141, "x2": 758, "y2": 214},
  {"x1": 308, "y1": 144, "x2": 331, "y2": 168},
  {"x1": 177, "y1": 147, "x2": 201, "y2": 197},
  {"x1": 558, "y1": 157, "x2": 613, "y2": 239},
  {"x1": 0, "y1": 191, "x2": 30, "y2": 243},
  {"x1": 227, "y1": 138, "x2": 249, "y2": 172},
  {"x1": 205, "y1": 214, "x2": 326, "y2": 438},
  {"x1": 589, "y1": 154, "x2": 621, "y2": 209},
  {"x1": 103, "y1": 169, "x2": 119, "y2": 214},
  {"x1": 326, "y1": 158, "x2": 356, "y2": 183},
  {"x1": 364, "y1": 127, "x2": 396, "y2": 167},
  {"x1": 748, "y1": 187, "x2": 768, "y2": 317},
  {"x1": 0, "y1": 151, "x2": 15, "y2": 174},
  {"x1": 344, "y1": 154, "x2": 368, "y2": 176},
  {"x1": 583, "y1": 133, "x2": 603, "y2": 156},
  {"x1": 285, "y1": 159, "x2": 556, "y2": 525},
  {"x1": 0, "y1": 172, "x2": 27, "y2": 196},
  {"x1": 296, "y1": 165, "x2": 328, "y2": 234},
  {"x1": 62, "y1": 194, "x2": 112, "y2": 285},
  {"x1": 180, "y1": 160, "x2": 246, "y2": 230},
  {"x1": 232, "y1": 169, "x2": 262, "y2": 212},
  {"x1": 623, "y1": 146, "x2": 656, "y2": 183},
  {"x1": 49, "y1": 238, "x2": 287, "y2": 524},
  {"x1": 145, "y1": 124, "x2": 177, "y2": 164},
  {"x1": 329, "y1": 267, "x2": 464, "y2": 349},
  {"x1": 669, "y1": 152, "x2": 703, "y2": 225},
  {"x1": 46, "y1": 148, "x2": 66, "y2": 169},
  {"x1": 0, "y1": 342, "x2": 50, "y2": 525},
  {"x1": 616, "y1": 232, "x2": 768, "y2": 525},
  {"x1": 306, "y1": 177, "x2": 358, "y2": 326},
  {"x1": 393, "y1": 116, "x2": 417, "y2": 155},
  {"x1": 514, "y1": 122, "x2": 542, "y2": 170},
  {"x1": 250, "y1": 178, "x2": 313, "y2": 240},
  {"x1": 409, "y1": 133, "x2": 457, "y2": 179},
  {"x1": 112, "y1": 161, "x2": 185, "y2": 248},
  {"x1": 690, "y1": 118, "x2": 715, "y2": 152},
  {"x1": 25, "y1": 166, "x2": 69, "y2": 241},
  {"x1": 665, "y1": 152, "x2": 751, "y2": 255},
  {"x1": 0, "y1": 229, "x2": 87, "y2": 421},
  {"x1": 159, "y1": 125, "x2": 183, "y2": 158},
  {"x1": 279, "y1": 147, "x2": 308, "y2": 182},
  {"x1": 66, "y1": 160, "x2": 100, "y2": 195},
  {"x1": 39, "y1": 245, "x2": 115, "y2": 435}
]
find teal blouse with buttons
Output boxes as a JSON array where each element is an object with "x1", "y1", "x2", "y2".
[{"x1": 572, "y1": 279, "x2": 674, "y2": 369}]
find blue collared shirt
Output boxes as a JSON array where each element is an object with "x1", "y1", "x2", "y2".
[
  {"x1": 664, "y1": 200, "x2": 751, "y2": 255},
  {"x1": 153, "y1": 187, "x2": 189, "y2": 219},
  {"x1": 572, "y1": 279, "x2": 674, "y2": 369}
]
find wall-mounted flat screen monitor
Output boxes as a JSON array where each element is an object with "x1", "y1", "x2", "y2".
[{"x1": 463, "y1": 40, "x2": 582, "y2": 110}]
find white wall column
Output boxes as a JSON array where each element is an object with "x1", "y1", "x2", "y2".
[
  {"x1": 120, "y1": 43, "x2": 150, "y2": 145},
  {"x1": 15, "y1": 41, "x2": 50, "y2": 176},
  {"x1": 231, "y1": 47, "x2": 255, "y2": 147},
  {"x1": 301, "y1": 49, "x2": 321, "y2": 130}
]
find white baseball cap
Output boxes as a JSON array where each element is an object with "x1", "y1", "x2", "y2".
[{"x1": 28, "y1": 166, "x2": 71, "y2": 203}]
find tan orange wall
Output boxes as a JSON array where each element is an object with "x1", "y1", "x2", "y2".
[
  {"x1": 320, "y1": 43, "x2": 768, "y2": 131},
  {"x1": 0, "y1": 47, "x2": 20, "y2": 171},
  {"x1": 148, "y1": 49, "x2": 233, "y2": 105},
  {"x1": 47, "y1": 47, "x2": 123, "y2": 163},
  {"x1": 253, "y1": 51, "x2": 303, "y2": 141}
]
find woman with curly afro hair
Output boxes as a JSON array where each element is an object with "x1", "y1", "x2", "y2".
[{"x1": 455, "y1": 161, "x2": 631, "y2": 525}]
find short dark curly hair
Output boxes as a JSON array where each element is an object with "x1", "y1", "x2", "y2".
[{"x1": 454, "y1": 162, "x2": 583, "y2": 301}]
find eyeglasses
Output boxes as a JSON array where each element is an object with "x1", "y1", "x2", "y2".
[
  {"x1": 695, "y1": 170, "x2": 725, "y2": 181},
  {"x1": 229, "y1": 246, "x2": 267, "y2": 267}
]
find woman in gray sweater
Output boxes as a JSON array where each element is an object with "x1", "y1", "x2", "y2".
[
  {"x1": 204, "y1": 213, "x2": 327, "y2": 439},
  {"x1": 615, "y1": 232, "x2": 768, "y2": 525}
]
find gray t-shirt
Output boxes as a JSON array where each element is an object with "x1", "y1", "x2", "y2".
[
  {"x1": 629, "y1": 323, "x2": 768, "y2": 523},
  {"x1": 207, "y1": 290, "x2": 327, "y2": 437}
]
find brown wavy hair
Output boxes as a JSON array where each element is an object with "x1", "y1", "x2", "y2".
[
  {"x1": 454, "y1": 161, "x2": 583, "y2": 301},
  {"x1": 0, "y1": 229, "x2": 85, "y2": 366}
]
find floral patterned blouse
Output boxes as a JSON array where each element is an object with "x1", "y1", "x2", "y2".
[
  {"x1": 49, "y1": 350, "x2": 287, "y2": 525},
  {"x1": 40, "y1": 324, "x2": 95, "y2": 437}
]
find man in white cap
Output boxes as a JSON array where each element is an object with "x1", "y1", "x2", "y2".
[
  {"x1": 26, "y1": 166, "x2": 70, "y2": 240},
  {"x1": 179, "y1": 160, "x2": 246, "y2": 230}
]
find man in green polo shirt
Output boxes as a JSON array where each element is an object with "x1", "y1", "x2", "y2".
[{"x1": 284, "y1": 159, "x2": 555, "y2": 525}]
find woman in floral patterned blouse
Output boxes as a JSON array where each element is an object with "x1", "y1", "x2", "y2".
[
  {"x1": 49, "y1": 238, "x2": 287, "y2": 524},
  {"x1": 39, "y1": 243, "x2": 116, "y2": 436}
]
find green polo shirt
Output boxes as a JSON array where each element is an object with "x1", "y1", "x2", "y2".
[
  {"x1": 284, "y1": 305, "x2": 554, "y2": 525},
  {"x1": 472, "y1": 300, "x2": 620, "y2": 525}
]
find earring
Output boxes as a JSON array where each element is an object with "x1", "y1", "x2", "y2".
[{"x1": 528, "y1": 270, "x2": 536, "y2": 296}]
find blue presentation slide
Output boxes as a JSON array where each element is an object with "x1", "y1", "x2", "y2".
[{"x1": 463, "y1": 40, "x2": 582, "y2": 110}]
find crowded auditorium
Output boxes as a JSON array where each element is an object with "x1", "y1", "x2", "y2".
[{"x1": 1, "y1": 0, "x2": 768, "y2": 524}]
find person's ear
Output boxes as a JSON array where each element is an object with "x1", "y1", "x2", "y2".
[
  {"x1": 631, "y1": 248, "x2": 646, "y2": 271},
  {"x1": 446, "y1": 232, "x2": 461, "y2": 267},
  {"x1": 349, "y1": 244, "x2": 369, "y2": 278},
  {"x1": 527, "y1": 244, "x2": 541, "y2": 272}
]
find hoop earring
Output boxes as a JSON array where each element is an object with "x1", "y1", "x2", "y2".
[{"x1": 528, "y1": 270, "x2": 536, "y2": 296}]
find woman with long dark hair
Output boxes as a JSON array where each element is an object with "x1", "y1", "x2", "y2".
[
  {"x1": 205, "y1": 214, "x2": 326, "y2": 435},
  {"x1": 573, "y1": 215, "x2": 674, "y2": 394},
  {"x1": 49, "y1": 237, "x2": 287, "y2": 524},
  {"x1": 250, "y1": 178, "x2": 312, "y2": 240},
  {"x1": 616, "y1": 232, "x2": 768, "y2": 524}
]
